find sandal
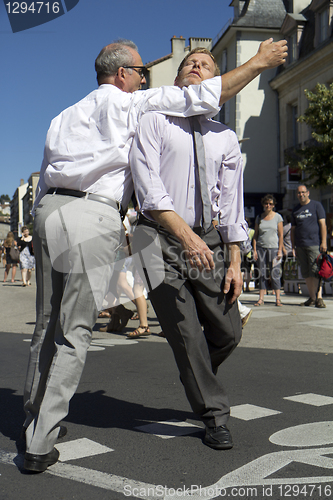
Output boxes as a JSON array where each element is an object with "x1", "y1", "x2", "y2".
[
  {"x1": 131, "y1": 312, "x2": 139, "y2": 321},
  {"x1": 127, "y1": 326, "x2": 150, "y2": 338},
  {"x1": 254, "y1": 299, "x2": 264, "y2": 306},
  {"x1": 98, "y1": 311, "x2": 111, "y2": 318},
  {"x1": 276, "y1": 300, "x2": 283, "y2": 307}
]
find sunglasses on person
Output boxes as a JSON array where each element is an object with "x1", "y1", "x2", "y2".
[{"x1": 123, "y1": 66, "x2": 148, "y2": 79}]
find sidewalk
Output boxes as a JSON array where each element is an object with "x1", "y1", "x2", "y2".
[{"x1": 1, "y1": 264, "x2": 332, "y2": 353}]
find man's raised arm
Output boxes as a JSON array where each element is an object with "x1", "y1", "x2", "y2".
[{"x1": 220, "y1": 38, "x2": 287, "y2": 105}]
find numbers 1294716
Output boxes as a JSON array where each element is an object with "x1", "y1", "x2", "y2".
[{"x1": 5, "y1": 2, "x2": 61, "y2": 14}]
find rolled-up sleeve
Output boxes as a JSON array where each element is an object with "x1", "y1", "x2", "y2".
[
  {"x1": 137, "y1": 77, "x2": 221, "y2": 120},
  {"x1": 215, "y1": 135, "x2": 247, "y2": 243},
  {"x1": 130, "y1": 113, "x2": 175, "y2": 216}
]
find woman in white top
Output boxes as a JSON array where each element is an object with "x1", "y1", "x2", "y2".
[{"x1": 252, "y1": 194, "x2": 283, "y2": 306}]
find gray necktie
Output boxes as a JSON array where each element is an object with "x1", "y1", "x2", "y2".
[{"x1": 191, "y1": 116, "x2": 212, "y2": 231}]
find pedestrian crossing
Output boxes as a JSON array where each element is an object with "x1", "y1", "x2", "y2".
[{"x1": 44, "y1": 391, "x2": 333, "y2": 465}]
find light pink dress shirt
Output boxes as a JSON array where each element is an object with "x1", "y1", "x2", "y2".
[{"x1": 130, "y1": 112, "x2": 247, "y2": 243}]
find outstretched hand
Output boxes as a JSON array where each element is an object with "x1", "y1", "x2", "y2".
[{"x1": 256, "y1": 38, "x2": 288, "y2": 69}]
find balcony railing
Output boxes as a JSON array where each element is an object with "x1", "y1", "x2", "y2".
[{"x1": 212, "y1": 18, "x2": 233, "y2": 48}]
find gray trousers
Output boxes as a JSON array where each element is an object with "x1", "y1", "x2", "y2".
[
  {"x1": 135, "y1": 221, "x2": 242, "y2": 428},
  {"x1": 24, "y1": 193, "x2": 122, "y2": 455},
  {"x1": 256, "y1": 246, "x2": 281, "y2": 290}
]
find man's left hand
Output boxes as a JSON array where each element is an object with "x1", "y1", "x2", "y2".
[{"x1": 223, "y1": 262, "x2": 243, "y2": 304}]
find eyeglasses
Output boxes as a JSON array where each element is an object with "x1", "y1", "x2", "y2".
[
  {"x1": 297, "y1": 191, "x2": 308, "y2": 194},
  {"x1": 264, "y1": 202, "x2": 274, "y2": 205},
  {"x1": 123, "y1": 66, "x2": 148, "y2": 79}
]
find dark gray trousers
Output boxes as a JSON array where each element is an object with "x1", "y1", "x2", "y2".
[{"x1": 136, "y1": 220, "x2": 242, "y2": 428}]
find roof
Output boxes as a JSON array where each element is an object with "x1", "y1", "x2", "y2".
[
  {"x1": 146, "y1": 53, "x2": 172, "y2": 68},
  {"x1": 233, "y1": 0, "x2": 286, "y2": 28}
]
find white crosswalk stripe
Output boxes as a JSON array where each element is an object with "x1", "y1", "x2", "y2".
[
  {"x1": 135, "y1": 419, "x2": 202, "y2": 439},
  {"x1": 230, "y1": 404, "x2": 281, "y2": 421},
  {"x1": 284, "y1": 393, "x2": 333, "y2": 406},
  {"x1": 56, "y1": 438, "x2": 113, "y2": 462}
]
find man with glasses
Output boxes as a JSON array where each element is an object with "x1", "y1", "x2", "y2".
[
  {"x1": 291, "y1": 185, "x2": 327, "y2": 307},
  {"x1": 23, "y1": 38, "x2": 287, "y2": 472}
]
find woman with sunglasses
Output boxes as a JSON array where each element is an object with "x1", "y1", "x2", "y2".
[{"x1": 252, "y1": 194, "x2": 283, "y2": 306}]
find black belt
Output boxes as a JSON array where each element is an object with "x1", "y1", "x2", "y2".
[
  {"x1": 137, "y1": 214, "x2": 213, "y2": 234},
  {"x1": 47, "y1": 188, "x2": 120, "y2": 212}
]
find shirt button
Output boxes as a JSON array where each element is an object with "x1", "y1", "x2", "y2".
[
  {"x1": 99, "y1": 217, "x2": 103, "y2": 222},
  {"x1": 189, "y1": 207, "x2": 193, "y2": 210}
]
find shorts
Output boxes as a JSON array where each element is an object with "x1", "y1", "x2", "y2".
[{"x1": 296, "y1": 246, "x2": 320, "y2": 278}]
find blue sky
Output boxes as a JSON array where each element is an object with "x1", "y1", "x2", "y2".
[{"x1": 0, "y1": 0, "x2": 233, "y2": 198}]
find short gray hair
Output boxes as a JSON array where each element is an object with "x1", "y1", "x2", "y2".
[{"x1": 95, "y1": 39, "x2": 138, "y2": 84}]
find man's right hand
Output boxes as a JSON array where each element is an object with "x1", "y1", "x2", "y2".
[
  {"x1": 255, "y1": 38, "x2": 288, "y2": 70},
  {"x1": 219, "y1": 38, "x2": 288, "y2": 105},
  {"x1": 181, "y1": 231, "x2": 215, "y2": 272},
  {"x1": 149, "y1": 209, "x2": 215, "y2": 272}
]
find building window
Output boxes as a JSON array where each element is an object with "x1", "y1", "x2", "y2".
[
  {"x1": 289, "y1": 32, "x2": 297, "y2": 63},
  {"x1": 287, "y1": 103, "x2": 298, "y2": 147},
  {"x1": 319, "y1": 8, "x2": 329, "y2": 42}
]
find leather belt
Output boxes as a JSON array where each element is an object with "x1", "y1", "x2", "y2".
[
  {"x1": 47, "y1": 188, "x2": 120, "y2": 212},
  {"x1": 137, "y1": 214, "x2": 213, "y2": 235}
]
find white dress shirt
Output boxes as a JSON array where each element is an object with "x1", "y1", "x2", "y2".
[
  {"x1": 129, "y1": 112, "x2": 247, "y2": 243},
  {"x1": 33, "y1": 78, "x2": 221, "y2": 214}
]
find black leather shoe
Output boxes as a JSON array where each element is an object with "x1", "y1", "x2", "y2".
[
  {"x1": 24, "y1": 447, "x2": 59, "y2": 472},
  {"x1": 204, "y1": 425, "x2": 233, "y2": 450}
]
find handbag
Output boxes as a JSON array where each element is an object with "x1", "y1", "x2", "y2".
[
  {"x1": 10, "y1": 244, "x2": 20, "y2": 262},
  {"x1": 316, "y1": 252, "x2": 333, "y2": 281}
]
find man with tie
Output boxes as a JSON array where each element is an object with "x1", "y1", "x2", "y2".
[{"x1": 130, "y1": 47, "x2": 249, "y2": 450}]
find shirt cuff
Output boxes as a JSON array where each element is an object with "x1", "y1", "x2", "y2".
[
  {"x1": 217, "y1": 222, "x2": 248, "y2": 243},
  {"x1": 141, "y1": 193, "x2": 175, "y2": 216}
]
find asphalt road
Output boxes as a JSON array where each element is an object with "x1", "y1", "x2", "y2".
[{"x1": 0, "y1": 268, "x2": 333, "y2": 500}]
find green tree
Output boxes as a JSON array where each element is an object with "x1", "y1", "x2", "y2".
[{"x1": 286, "y1": 83, "x2": 333, "y2": 187}]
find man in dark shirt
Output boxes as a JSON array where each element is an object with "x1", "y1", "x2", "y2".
[{"x1": 291, "y1": 185, "x2": 327, "y2": 307}]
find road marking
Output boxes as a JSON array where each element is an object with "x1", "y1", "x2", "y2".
[
  {"x1": 88, "y1": 346, "x2": 105, "y2": 351},
  {"x1": 230, "y1": 404, "x2": 281, "y2": 421},
  {"x1": 2, "y1": 442, "x2": 333, "y2": 498},
  {"x1": 135, "y1": 419, "x2": 202, "y2": 439},
  {"x1": 56, "y1": 438, "x2": 113, "y2": 462},
  {"x1": 270, "y1": 421, "x2": 333, "y2": 447},
  {"x1": 284, "y1": 393, "x2": 333, "y2": 406},
  {"x1": 0, "y1": 451, "x2": 157, "y2": 499}
]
